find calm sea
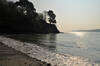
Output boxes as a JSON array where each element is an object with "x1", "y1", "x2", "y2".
[{"x1": 6, "y1": 32, "x2": 100, "y2": 64}]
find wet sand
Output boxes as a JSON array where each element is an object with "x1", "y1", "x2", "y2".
[
  {"x1": 0, "y1": 36, "x2": 99, "y2": 66},
  {"x1": 0, "y1": 43, "x2": 51, "y2": 66}
]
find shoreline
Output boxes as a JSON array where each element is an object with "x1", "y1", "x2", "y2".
[
  {"x1": 0, "y1": 42, "x2": 51, "y2": 66},
  {"x1": 0, "y1": 36, "x2": 99, "y2": 66}
]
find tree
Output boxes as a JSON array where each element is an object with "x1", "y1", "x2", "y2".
[
  {"x1": 0, "y1": 0, "x2": 17, "y2": 19},
  {"x1": 15, "y1": 0, "x2": 37, "y2": 19},
  {"x1": 47, "y1": 10, "x2": 56, "y2": 24}
]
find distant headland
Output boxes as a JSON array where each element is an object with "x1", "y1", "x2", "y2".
[
  {"x1": 73, "y1": 29, "x2": 100, "y2": 32},
  {"x1": 0, "y1": 0, "x2": 60, "y2": 34}
]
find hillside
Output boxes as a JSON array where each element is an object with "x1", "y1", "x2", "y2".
[{"x1": 0, "y1": 0, "x2": 60, "y2": 34}]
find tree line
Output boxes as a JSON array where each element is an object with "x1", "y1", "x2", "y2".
[{"x1": 0, "y1": 0, "x2": 57, "y2": 24}]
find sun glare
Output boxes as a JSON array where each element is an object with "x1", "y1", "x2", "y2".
[{"x1": 70, "y1": 32, "x2": 86, "y2": 37}]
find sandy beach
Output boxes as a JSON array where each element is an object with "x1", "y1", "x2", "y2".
[{"x1": 0, "y1": 43, "x2": 51, "y2": 66}]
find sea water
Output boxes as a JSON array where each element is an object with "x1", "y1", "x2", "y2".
[{"x1": 2, "y1": 32, "x2": 100, "y2": 66}]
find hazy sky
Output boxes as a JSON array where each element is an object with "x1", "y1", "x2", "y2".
[{"x1": 9, "y1": 0, "x2": 100, "y2": 32}]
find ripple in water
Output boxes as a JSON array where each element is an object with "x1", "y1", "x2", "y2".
[{"x1": 0, "y1": 36, "x2": 99, "y2": 66}]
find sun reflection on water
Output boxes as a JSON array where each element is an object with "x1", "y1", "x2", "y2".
[
  {"x1": 69, "y1": 32, "x2": 88, "y2": 49},
  {"x1": 70, "y1": 32, "x2": 87, "y2": 37}
]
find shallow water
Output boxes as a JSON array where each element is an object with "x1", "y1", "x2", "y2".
[{"x1": 5, "y1": 32, "x2": 100, "y2": 65}]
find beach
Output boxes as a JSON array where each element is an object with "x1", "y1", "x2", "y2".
[
  {"x1": 0, "y1": 35, "x2": 99, "y2": 66},
  {"x1": 0, "y1": 42, "x2": 51, "y2": 66}
]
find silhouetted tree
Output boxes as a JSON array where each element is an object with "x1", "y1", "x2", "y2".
[
  {"x1": 0, "y1": 0, "x2": 59, "y2": 34},
  {"x1": 38, "y1": 13, "x2": 44, "y2": 20},
  {"x1": 0, "y1": 0, "x2": 18, "y2": 20},
  {"x1": 47, "y1": 10, "x2": 56, "y2": 24},
  {"x1": 38, "y1": 10, "x2": 56, "y2": 24},
  {"x1": 15, "y1": 0, "x2": 38, "y2": 19}
]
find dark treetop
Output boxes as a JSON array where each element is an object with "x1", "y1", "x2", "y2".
[{"x1": 0, "y1": 0, "x2": 60, "y2": 34}]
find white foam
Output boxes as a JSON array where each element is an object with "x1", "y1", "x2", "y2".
[{"x1": 0, "y1": 36, "x2": 99, "y2": 66}]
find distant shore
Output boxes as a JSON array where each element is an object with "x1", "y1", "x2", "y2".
[{"x1": 0, "y1": 42, "x2": 51, "y2": 66}]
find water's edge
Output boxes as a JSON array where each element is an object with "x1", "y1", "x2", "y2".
[{"x1": 0, "y1": 36, "x2": 98, "y2": 66}]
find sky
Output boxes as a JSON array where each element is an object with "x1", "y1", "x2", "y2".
[{"x1": 8, "y1": 0, "x2": 100, "y2": 32}]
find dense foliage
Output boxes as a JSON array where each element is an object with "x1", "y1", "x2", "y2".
[{"x1": 0, "y1": 0, "x2": 59, "y2": 34}]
